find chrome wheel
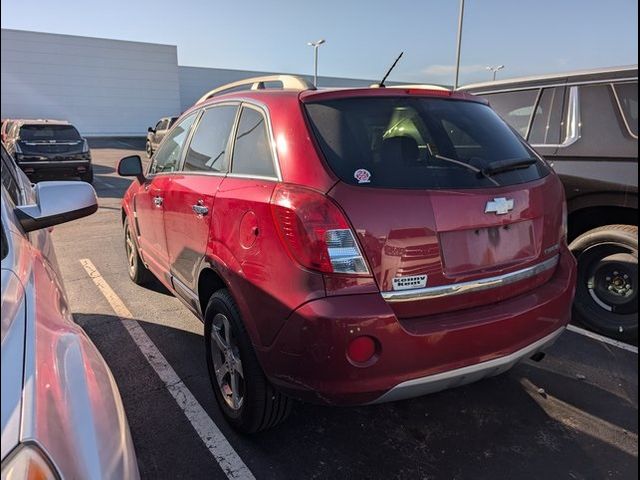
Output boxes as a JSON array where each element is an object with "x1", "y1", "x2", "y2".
[
  {"x1": 125, "y1": 227, "x2": 136, "y2": 277},
  {"x1": 210, "y1": 313, "x2": 244, "y2": 411}
]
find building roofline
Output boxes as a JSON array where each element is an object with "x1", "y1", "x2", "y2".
[{"x1": 1, "y1": 28, "x2": 176, "y2": 49}]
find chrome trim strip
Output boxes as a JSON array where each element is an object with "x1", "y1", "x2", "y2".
[
  {"x1": 610, "y1": 83, "x2": 639, "y2": 140},
  {"x1": 381, "y1": 254, "x2": 559, "y2": 302},
  {"x1": 368, "y1": 327, "x2": 565, "y2": 404}
]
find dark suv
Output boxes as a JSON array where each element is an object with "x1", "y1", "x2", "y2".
[
  {"x1": 461, "y1": 66, "x2": 638, "y2": 341},
  {"x1": 146, "y1": 116, "x2": 178, "y2": 158},
  {"x1": 4, "y1": 119, "x2": 93, "y2": 183}
]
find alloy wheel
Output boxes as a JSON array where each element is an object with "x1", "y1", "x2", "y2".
[{"x1": 210, "y1": 313, "x2": 245, "y2": 411}]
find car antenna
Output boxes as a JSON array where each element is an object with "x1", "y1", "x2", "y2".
[{"x1": 375, "y1": 51, "x2": 404, "y2": 88}]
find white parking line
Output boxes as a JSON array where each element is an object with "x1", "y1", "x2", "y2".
[
  {"x1": 566, "y1": 324, "x2": 638, "y2": 354},
  {"x1": 79, "y1": 259, "x2": 255, "y2": 480}
]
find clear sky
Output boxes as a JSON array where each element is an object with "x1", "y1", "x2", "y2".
[{"x1": 1, "y1": 0, "x2": 637, "y2": 85}]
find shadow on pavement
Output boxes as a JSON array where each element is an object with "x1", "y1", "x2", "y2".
[{"x1": 74, "y1": 310, "x2": 638, "y2": 480}]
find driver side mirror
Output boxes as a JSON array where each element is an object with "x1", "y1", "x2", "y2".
[
  {"x1": 118, "y1": 155, "x2": 146, "y2": 184},
  {"x1": 148, "y1": 127, "x2": 155, "y2": 133},
  {"x1": 15, "y1": 181, "x2": 98, "y2": 232}
]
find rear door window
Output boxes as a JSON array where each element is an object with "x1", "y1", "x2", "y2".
[
  {"x1": 149, "y1": 113, "x2": 197, "y2": 175},
  {"x1": 305, "y1": 96, "x2": 548, "y2": 189},
  {"x1": 613, "y1": 82, "x2": 638, "y2": 137},
  {"x1": 19, "y1": 124, "x2": 81, "y2": 142},
  {"x1": 528, "y1": 87, "x2": 565, "y2": 145},
  {"x1": 183, "y1": 105, "x2": 237, "y2": 173},
  {"x1": 483, "y1": 90, "x2": 539, "y2": 137},
  {"x1": 231, "y1": 107, "x2": 276, "y2": 178}
]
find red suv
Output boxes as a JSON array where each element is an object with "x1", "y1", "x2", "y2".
[{"x1": 118, "y1": 75, "x2": 577, "y2": 433}]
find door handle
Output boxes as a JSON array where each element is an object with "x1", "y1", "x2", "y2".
[
  {"x1": 192, "y1": 201, "x2": 209, "y2": 216},
  {"x1": 153, "y1": 196, "x2": 163, "y2": 207}
]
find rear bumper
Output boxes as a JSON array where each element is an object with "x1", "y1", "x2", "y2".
[
  {"x1": 17, "y1": 158, "x2": 92, "y2": 179},
  {"x1": 260, "y1": 248, "x2": 577, "y2": 405},
  {"x1": 368, "y1": 326, "x2": 563, "y2": 404}
]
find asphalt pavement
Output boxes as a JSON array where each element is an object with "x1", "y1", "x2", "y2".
[{"x1": 49, "y1": 139, "x2": 638, "y2": 480}]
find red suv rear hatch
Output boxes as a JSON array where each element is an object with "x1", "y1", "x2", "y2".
[{"x1": 304, "y1": 93, "x2": 565, "y2": 318}]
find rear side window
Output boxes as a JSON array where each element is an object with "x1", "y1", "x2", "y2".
[
  {"x1": 529, "y1": 87, "x2": 565, "y2": 145},
  {"x1": 231, "y1": 107, "x2": 276, "y2": 178},
  {"x1": 149, "y1": 113, "x2": 197, "y2": 175},
  {"x1": 483, "y1": 90, "x2": 539, "y2": 137},
  {"x1": 19, "y1": 124, "x2": 81, "y2": 142},
  {"x1": 613, "y1": 82, "x2": 638, "y2": 137},
  {"x1": 305, "y1": 97, "x2": 548, "y2": 189},
  {"x1": 183, "y1": 105, "x2": 237, "y2": 173}
]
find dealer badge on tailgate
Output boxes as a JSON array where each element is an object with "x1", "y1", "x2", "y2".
[{"x1": 392, "y1": 274, "x2": 428, "y2": 291}]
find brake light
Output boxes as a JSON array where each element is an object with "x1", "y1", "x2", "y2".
[
  {"x1": 271, "y1": 184, "x2": 370, "y2": 275},
  {"x1": 406, "y1": 88, "x2": 451, "y2": 97},
  {"x1": 81, "y1": 138, "x2": 90, "y2": 153}
]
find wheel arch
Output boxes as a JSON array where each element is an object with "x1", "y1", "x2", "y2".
[{"x1": 567, "y1": 193, "x2": 637, "y2": 242}]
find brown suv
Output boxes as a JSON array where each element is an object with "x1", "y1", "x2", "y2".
[{"x1": 462, "y1": 65, "x2": 638, "y2": 342}]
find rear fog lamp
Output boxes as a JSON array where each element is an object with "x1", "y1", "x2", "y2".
[{"x1": 347, "y1": 336, "x2": 377, "y2": 364}]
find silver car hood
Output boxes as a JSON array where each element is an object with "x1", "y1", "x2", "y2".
[{"x1": 1, "y1": 268, "x2": 26, "y2": 460}]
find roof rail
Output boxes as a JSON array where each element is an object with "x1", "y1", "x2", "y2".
[{"x1": 196, "y1": 75, "x2": 316, "y2": 104}]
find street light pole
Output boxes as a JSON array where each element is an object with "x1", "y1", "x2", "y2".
[
  {"x1": 307, "y1": 39, "x2": 326, "y2": 87},
  {"x1": 486, "y1": 65, "x2": 505, "y2": 81},
  {"x1": 453, "y1": 0, "x2": 465, "y2": 90}
]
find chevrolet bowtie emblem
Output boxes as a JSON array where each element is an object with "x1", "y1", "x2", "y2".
[{"x1": 485, "y1": 197, "x2": 514, "y2": 215}]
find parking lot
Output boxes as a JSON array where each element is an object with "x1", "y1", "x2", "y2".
[{"x1": 45, "y1": 139, "x2": 638, "y2": 479}]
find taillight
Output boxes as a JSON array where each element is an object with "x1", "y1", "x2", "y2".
[
  {"x1": 271, "y1": 184, "x2": 370, "y2": 275},
  {"x1": 81, "y1": 138, "x2": 90, "y2": 153}
]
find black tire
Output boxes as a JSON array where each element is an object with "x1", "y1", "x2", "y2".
[
  {"x1": 80, "y1": 168, "x2": 94, "y2": 184},
  {"x1": 145, "y1": 140, "x2": 153, "y2": 158},
  {"x1": 204, "y1": 289, "x2": 291, "y2": 433},
  {"x1": 124, "y1": 221, "x2": 153, "y2": 285},
  {"x1": 570, "y1": 224, "x2": 638, "y2": 341}
]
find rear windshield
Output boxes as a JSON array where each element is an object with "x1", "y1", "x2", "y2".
[
  {"x1": 19, "y1": 125, "x2": 81, "y2": 142},
  {"x1": 305, "y1": 97, "x2": 549, "y2": 189}
]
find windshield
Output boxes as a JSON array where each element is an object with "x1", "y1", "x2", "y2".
[
  {"x1": 305, "y1": 97, "x2": 548, "y2": 189},
  {"x1": 19, "y1": 124, "x2": 81, "y2": 142}
]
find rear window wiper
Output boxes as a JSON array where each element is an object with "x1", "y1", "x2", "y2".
[
  {"x1": 482, "y1": 158, "x2": 537, "y2": 176},
  {"x1": 432, "y1": 153, "x2": 500, "y2": 186}
]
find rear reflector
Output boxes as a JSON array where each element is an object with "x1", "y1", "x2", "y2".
[
  {"x1": 271, "y1": 184, "x2": 369, "y2": 275},
  {"x1": 347, "y1": 336, "x2": 377, "y2": 364}
]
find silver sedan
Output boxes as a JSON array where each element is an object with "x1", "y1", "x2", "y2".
[{"x1": 1, "y1": 147, "x2": 139, "y2": 479}]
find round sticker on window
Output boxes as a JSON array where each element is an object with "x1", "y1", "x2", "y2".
[{"x1": 354, "y1": 168, "x2": 371, "y2": 184}]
